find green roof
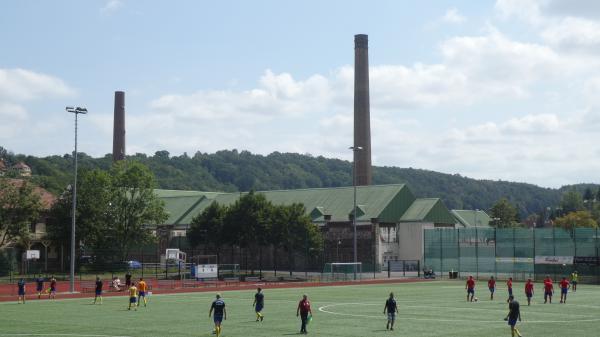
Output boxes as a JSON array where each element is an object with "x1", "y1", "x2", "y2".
[
  {"x1": 451, "y1": 210, "x2": 491, "y2": 227},
  {"x1": 155, "y1": 184, "x2": 455, "y2": 227},
  {"x1": 400, "y1": 198, "x2": 457, "y2": 224}
]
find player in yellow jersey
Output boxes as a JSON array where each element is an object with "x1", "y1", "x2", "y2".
[
  {"x1": 137, "y1": 278, "x2": 148, "y2": 307},
  {"x1": 128, "y1": 282, "x2": 138, "y2": 311}
]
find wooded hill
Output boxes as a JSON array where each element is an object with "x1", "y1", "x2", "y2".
[{"x1": 2, "y1": 147, "x2": 596, "y2": 218}]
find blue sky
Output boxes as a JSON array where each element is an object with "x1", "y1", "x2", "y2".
[{"x1": 2, "y1": 0, "x2": 600, "y2": 188}]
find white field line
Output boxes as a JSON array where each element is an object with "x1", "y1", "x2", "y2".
[{"x1": 318, "y1": 302, "x2": 600, "y2": 324}]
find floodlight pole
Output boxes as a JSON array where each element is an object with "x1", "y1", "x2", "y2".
[
  {"x1": 350, "y1": 146, "x2": 363, "y2": 280},
  {"x1": 66, "y1": 106, "x2": 87, "y2": 293}
]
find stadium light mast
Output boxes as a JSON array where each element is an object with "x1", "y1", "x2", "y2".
[
  {"x1": 350, "y1": 146, "x2": 363, "y2": 280},
  {"x1": 66, "y1": 106, "x2": 87, "y2": 293}
]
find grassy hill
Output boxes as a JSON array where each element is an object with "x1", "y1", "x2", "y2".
[{"x1": 2, "y1": 147, "x2": 594, "y2": 218}]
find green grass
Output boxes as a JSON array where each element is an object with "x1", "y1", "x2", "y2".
[{"x1": 1, "y1": 281, "x2": 599, "y2": 337}]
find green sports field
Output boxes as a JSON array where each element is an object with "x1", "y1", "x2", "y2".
[{"x1": 1, "y1": 281, "x2": 599, "y2": 337}]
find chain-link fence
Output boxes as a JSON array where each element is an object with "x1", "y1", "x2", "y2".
[{"x1": 424, "y1": 227, "x2": 600, "y2": 283}]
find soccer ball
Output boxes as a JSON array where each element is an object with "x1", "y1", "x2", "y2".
[{"x1": 474, "y1": 297, "x2": 478, "y2": 302}]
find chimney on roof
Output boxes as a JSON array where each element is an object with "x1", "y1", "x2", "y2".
[
  {"x1": 112, "y1": 91, "x2": 126, "y2": 162},
  {"x1": 353, "y1": 34, "x2": 372, "y2": 186}
]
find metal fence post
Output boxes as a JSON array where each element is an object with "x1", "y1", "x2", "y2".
[
  {"x1": 439, "y1": 229, "x2": 443, "y2": 279},
  {"x1": 494, "y1": 228, "x2": 497, "y2": 279},
  {"x1": 475, "y1": 227, "x2": 479, "y2": 279},
  {"x1": 532, "y1": 228, "x2": 536, "y2": 281},
  {"x1": 457, "y1": 228, "x2": 461, "y2": 278}
]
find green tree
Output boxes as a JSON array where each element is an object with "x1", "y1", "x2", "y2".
[
  {"x1": 188, "y1": 201, "x2": 227, "y2": 256},
  {"x1": 47, "y1": 170, "x2": 115, "y2": 260},
  {"x1": 554, "y1": 211, "x2": 598, "y2": 231},
  {"x1": 47, "y1": 161, "x2": 167, "y2": 261},
  {"x1": 490, "y1": 198, "x2": 520, "y2": 228},
  {"x1": 269, "y1": 203, "x2": 322, "y2": 275},
  {"x1": 108, "y1": 161, "x2": 167, "y2": 260},
  {"x1": 560, "y1": 190, "x2": 585, "y2": 214},
  {"x1": 0, "y1": 179, "x2": 43, "y2": 248},
  {"x1": 583, "y1": 188, "x2": 594, "y2": 202}
]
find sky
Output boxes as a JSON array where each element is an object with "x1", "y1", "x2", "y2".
[{"x1": 1, "y1": 0, "x2": 600, "y2": 188}]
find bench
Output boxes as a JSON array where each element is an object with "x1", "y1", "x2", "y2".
[
  {"x1": 80, "y1": 281, "x2": 96, "y2": 293},
  {"x1": 156, "y1": 279, "x2": 175, "y2": 289},
  {"x1": 182, "y1": 280, "x2": 201, "y2": 288},
  {"x1": 224, "y1": 277, "x2": 240, "y2": 286},
  {"x1": 245, "y1": 276, "x2": 262, "y2": 283}
]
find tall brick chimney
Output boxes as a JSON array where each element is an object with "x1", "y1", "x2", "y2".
[
  {"x1": 112, "y1": 91, "x2": 125, "y2": 162},
  {"x1": 353, "y1": 34, "x2": 372, "y2": 185}
]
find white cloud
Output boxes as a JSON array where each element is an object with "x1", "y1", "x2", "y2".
[
  {"x1": 0, "y1": 68, "x2": 75, "y2": 101},
  {"x1": 495, "y1": 0, "x2": 543, "y2": 25},
  {"x1": 149, "y1": 70, "x2": 332, "y2": 122},
  {"x1": 541, "y1": 17, "x2": 600, "y2": 50},
  {"x1": 100, "y1": 0, "x2": 123, "y2": 14},
  {"x1": 442, "y1": 8, "x2": 466, "y2": 24}
]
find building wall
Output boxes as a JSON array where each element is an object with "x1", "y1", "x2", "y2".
[{"x1": 397, "y1": 222, "x2": 436, "y2": 261}]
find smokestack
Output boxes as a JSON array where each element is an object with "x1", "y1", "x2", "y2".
[
  {"x1": 353, "y1": 34, "x2": 372, "y2": 186},
  {"x1": 112, "y1": 91, "x2": 126, "y2": 162}
]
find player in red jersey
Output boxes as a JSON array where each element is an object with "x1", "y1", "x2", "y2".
[
  {"x1": 296, "y1": 294, "x2": 312, "y2": 334},
  {"x1": 488, "y1": 276, "x2": 496, "y2": 300},
  {"x1": 559, "y1": 277, "x2": 570, "y2": 303},
  {"x1": 506, "y1": 277, "x2": 513, "y2": 302},
  {"x1": 466, "y1": 275, "x2": 475, "y2": 302},
  {"x1": 524, "y1": 278, "x2": 534, "y2": 306},
  {"x1": 543, "y1": 276, "x2": 554, "y2": 304}
]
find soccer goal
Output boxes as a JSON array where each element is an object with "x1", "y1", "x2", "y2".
[
  {"x1": 218, "y1": 264, "x2": 240, "y2": 279},
  {"x1": 323, "y1": 262, "x2": 363, "y2": 281}
]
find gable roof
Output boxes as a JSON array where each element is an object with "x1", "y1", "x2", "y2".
[
  {"x1": 400, "y1": 198, "x2": 456, "y2": 224},
  {"x1": 451, "y1": 209, "x2": 492, "y2": 227},
  {"x1": 154, "y1": 184, "x2": 460, "y2": 227}
]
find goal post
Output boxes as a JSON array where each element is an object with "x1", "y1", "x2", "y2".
[{"x1": 323, "y1": 262, "x2": 362, "y2": 281}]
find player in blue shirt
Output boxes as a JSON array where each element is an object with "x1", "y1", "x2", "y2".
[
  {"x1": 253, "y1": 287, "x2": 264, "y2": 321},
  {"x1": 383, "y1": 292, "x2": 398, "y2": 331},
  {"x1": 36, "y1": 275, "x2": 44, "y2": 299},
  {"x1": 209, "y1": 293, "x2": 226, "y2": 337},
  {"x1": 17, "y1": 278, "x2": 26, "y2": 304}
]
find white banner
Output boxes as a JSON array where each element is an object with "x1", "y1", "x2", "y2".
[
  {"x1": 495, "y1": 257, "x2": 533, "y2": 264},
  {"x1": 195, "y1": 264, "x2": 218, "y2": 278},
  {"x1": 534, "y1": 256, "x2": 574, "y2": 265}
]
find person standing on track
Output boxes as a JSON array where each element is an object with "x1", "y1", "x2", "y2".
[
  {"x1": 253, "y1": 287, "x2": 264, "y2": 321},
  {"x1": 17, "y1": 278, "x2": 26, "y2": 304},
  {"x1": 36, "y1": 275, "x2": 44, "y2": 299},
  {"x1": 296, "y1": 294, "x2": 312, "y2": 334},
  {"x1": 488, "y1": 276, "x2": 496, "y2": 300},
  {"x1": 48, "y1": 276, "x2": 57, "y2": 299},
  {"x1": 209, "y1": 293, "x2": 226, "y2": 337},
  {"x1": 383, "y1": 292, "x2": 398, "y2": 331},
  {"x1": 466, "y1": 275, "x2": 475, "y2": 302}
]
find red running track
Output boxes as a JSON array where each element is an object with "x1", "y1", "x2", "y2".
[{"x1": 0, "y1": 278, "x2": 429, "y2": 302}]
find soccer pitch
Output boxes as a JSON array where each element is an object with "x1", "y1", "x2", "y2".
[{"x1": 2, "y1": 281, "x2": 600, "y2": 337}]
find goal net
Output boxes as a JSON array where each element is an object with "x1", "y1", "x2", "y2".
[
  {"x1": 218, "y1": 264, "x2": 240, "y2": 279},
  {"x1": 323, "y1": 262, "x2": 362, "y2": 281}
]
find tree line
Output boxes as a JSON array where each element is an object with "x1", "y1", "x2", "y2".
[
  {"x1": 2, "y1": 146, "x2": 587, "y2": 216},
  {"x1": 186, "y1": 191, "x2": 323, "y2": 275}
]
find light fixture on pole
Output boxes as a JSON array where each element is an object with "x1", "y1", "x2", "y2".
[
  {"x1": 66, "y1": 106, "x2": 87, "y2": 293},
  {"x1": 349, "y1": 146, "x2": 363, "y2": 280}
]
